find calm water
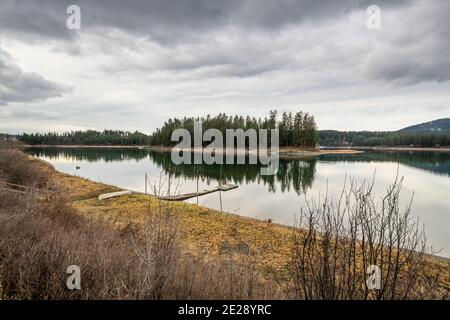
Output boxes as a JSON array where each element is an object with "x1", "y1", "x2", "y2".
[{"x1": 26, "y1": 147, "x2": 450, "y2": 258}]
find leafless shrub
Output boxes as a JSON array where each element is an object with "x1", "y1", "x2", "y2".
[
  {"x1": 0, "y1": 147, "x2": 48, "y2": 188},
  {"x1": 290, "y1": 173, "x2": 447, "y2": 300},
  {"x1": 134, "y1": 173, "x2": 282, "y2": 299},
  {"x1": 0, "y1": 139, "x2": 23, "y2": 151},
  {"x1": 0, "y1": 152, "x2": 281, "y2": 299}
]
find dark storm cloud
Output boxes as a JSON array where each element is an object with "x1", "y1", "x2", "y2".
[
  {"x1": 1, "y1": 0, "x2": 410, "y2": 42},
  {"x1": 0, "y1": 50, "x2": 70, "y2": 105},
  {"x1": 1, "y1": 0, "x2": 447, "y2": 85},
  {"x1": 0, "y1": 0, "x2": 75, "y2": 40},
  {"x1": 365, "y1": 0, "x2": 450, "y2": 85}
]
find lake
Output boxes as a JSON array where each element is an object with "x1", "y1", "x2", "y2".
[{"x1": 26, "y1": 147, "x2": 450, "y2": 258}]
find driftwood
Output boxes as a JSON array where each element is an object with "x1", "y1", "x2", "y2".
[{"x1": 98, "y1": 190, "x2": 133, "y2": 201}]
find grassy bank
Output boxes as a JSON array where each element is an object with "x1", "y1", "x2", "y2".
[
  {"x1": 51, "y1": 161, "x2": 295, "y2": 278},
  {"x1": 0, "y1": 144, "x2": 282, "y2": 299},
  {"x1": 1, "y1": 143, "x2": 449, "y2": 299}
]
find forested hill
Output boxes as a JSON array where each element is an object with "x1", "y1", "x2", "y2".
[
  {"x1": 319, "y1": 118, "x2": 450, "y2": 147},
  {"x1": 399, "y1": 118, "x2": 450, "y2": 133},
  {"x1": 318, "y1": 130, "x2": 450, "y2": 147}
]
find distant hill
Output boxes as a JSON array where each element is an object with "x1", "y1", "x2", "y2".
[
  {"x1": 318, "y1": 118, "x2": 450, "y2": 147},
  {"x1": 399, "y1": 118, "x2": 450, "y2": 133}
]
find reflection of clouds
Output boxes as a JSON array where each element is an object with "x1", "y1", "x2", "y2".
[{"x1": 48, "y1": 157, "x2": 78, "y2": 164}]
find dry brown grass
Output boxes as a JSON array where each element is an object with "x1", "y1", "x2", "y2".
[
  {"x1": 0, "y1": 148, "x2": 48, "y2": 188},
  {"x1": 0, "y1": 144, "x2": 283, "y2": 299},
  {"x1": 73, "y1": 194, "x2": 293, "y2": 276},
  {"x1": 0, "y1": 189, "x2": 282, "y2": 300},
  {"x1": 0, "y1": 143, "x2": 283, "y2": 300}
]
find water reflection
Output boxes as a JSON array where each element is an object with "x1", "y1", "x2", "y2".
[
  {"x1": 27, "y1": 147, "x2": 450, "y2": 192},
  {"x1": 27, "y1": 147, "x2": 317, "y2": 195},
  {"x1": 27, "y1": 147, "x2": 149, "y2": 162},
  {"x1": 320, "y1": 151, "x2": 450, "y2": 177},
  {"x1": 147, "y1": 151, "x2": 316, "y2": 195}
]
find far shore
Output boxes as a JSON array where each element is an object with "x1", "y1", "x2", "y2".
[
  {"x1": 350, "y1": 146, "x2": 450, "y2": 152},
  {"x1": 143, "y1": 145, "x2": 365, "y2": 159},
  {"x1": 23, "y1": 143, "x2": 450, "y2": 158},
  {"x1": 24, "y1": 144, "x2": 450, "y2": 151},
  {"x1": 23, "y1": 144, "x2": 364, "y2": 159}
]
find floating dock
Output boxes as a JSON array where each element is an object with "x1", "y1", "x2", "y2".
[
  {"x1": 157, "y1": 184, "x2": 238, "y2": 201},
  {"x1": 97, "y1": 183, "x2": 238, "y2": 202}
]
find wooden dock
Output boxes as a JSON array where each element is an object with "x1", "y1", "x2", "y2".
[{"x1": 158, "y1": 184, "x2": 238, "y2": 201}]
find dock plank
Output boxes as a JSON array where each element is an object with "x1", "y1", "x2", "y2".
[{"x1": 158, "y1": 184, "x2": 238, "y2": 201}]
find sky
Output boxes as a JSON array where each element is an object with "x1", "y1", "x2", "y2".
[{"x1": 0, "y1": 0, "x2": 449, "y2": 134}]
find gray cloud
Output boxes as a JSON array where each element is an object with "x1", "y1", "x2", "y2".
[
  {"x1": 0, "y1": 0, "x2": 449, "y2": 134},
  {"x1": 0, "y1": 0, "x2": 75, "y2": 41},
  {"x1": 365, "y1": 0, "x2": 450, "y2": 85},
  {"x1": 0, "y1": 50, "x2": 70, "y2": 105},
  {"x1": 2, "y1": 0, "x2": 446, "y2": 86},
  {"x1": 1, "y1": 0, "x2": 411, "y2": 43}
]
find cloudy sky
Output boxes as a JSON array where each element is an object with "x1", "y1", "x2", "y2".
[{"x1": 0, "y1": 0, "x2": 449, "y2": 134}]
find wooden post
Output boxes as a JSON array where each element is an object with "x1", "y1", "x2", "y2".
[
  {"x1": 168, "y1": 172, "x2": 171, "y2": 196},
  {"x1": 145, "y1": 173, "x2": 147, "y2": 195},
  {"x1": 196, "y1": 165, "x2": 199, "y2": 205},
  {"x1": 219, "y1": 164, "x2": 223, "y2": 212}
]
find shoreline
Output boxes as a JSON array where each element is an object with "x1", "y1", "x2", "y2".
[
  {"x1": 350, "y1": 146, "x2": 450, "y2": 152},
  {"x1": 32, "y1": 155, "x2": 450, "y2": 265},
  {"x1": 24, "y1": 143, "x2": 450, "y2": 154},
  {"x1": 24, "y1": 144, "x2": 364, "y2": 159}
]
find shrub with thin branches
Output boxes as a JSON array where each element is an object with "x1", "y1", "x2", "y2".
[
  {"x1": 0, "y1": 153, "x2": 281, "y2": 299},
  {"x1": 290, "y1": 173, "x2": 448, "y2": 299}
]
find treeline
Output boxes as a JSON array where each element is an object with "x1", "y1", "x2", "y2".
[
  {"x1": 19, "y1": 110, "x2": 318, "y2": 148},
  {"x1": 17, "y1": 114, "x2": 450, "y2": 148},
  {"x1": 319, "y1": 130, "x2": 450, "y2": 147},
  {"x1": 20, "y1": 130, "x2": 151, "y2": 146},
  {"x1": 150, "y1": 110, "x2": 318, "y2": 147}
]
